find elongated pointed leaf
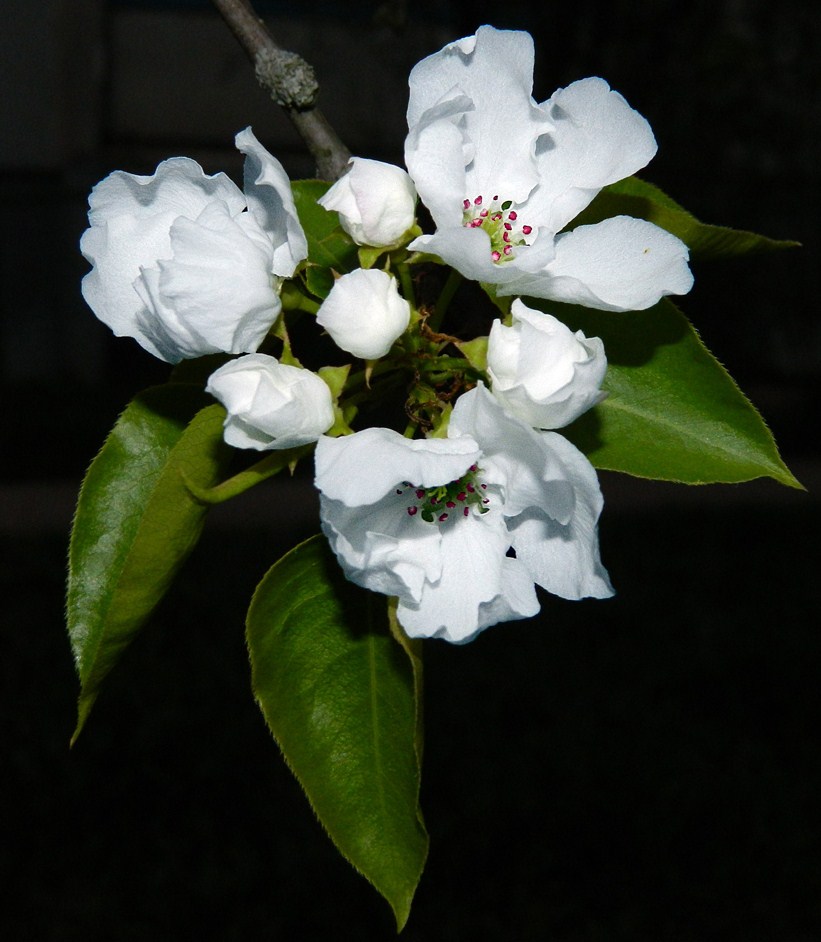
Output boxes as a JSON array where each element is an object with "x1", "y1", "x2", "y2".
[
  {"x1": 67, "y1": 386, "x2": 231, "y2": 741},
  {"x1": 292, "y1": 179, "x2": 358, "y2": 297},
  {"x1": 572, "y1": 177, "x2": 799, "y2": 260},
  {"x1": 246, "y1": 536, "x2": 428, "y2": 929},
  {"x1": 541, "y1": 300, "x2": 800, "y2": 487}
]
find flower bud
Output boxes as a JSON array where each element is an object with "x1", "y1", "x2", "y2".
[
  {"x1": 487, "y1": 300, "x2": 606, "y2": 429},
  {"x1": 316, "y1": 268, "x2": 410, "y2": 360},
  {"x1": 318, "y1": 157, "x2": 417, "y2": 246},
  {"x1": 206, "y1": 354, "x2": 334, "y2": 450}
]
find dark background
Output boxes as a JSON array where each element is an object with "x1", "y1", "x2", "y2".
[{"x1": 2, "y1": 1, "x2": 819, "y2": 939}]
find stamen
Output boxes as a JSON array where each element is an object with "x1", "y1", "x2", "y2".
[
  {"x1": 400, "y1": 464, "x2": 491, "y2": 524},
  {"x1": 461, "y1": 195, "x2": 534, "y2": 264}
]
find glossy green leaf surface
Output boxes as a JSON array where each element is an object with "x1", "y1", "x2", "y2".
[
  {"x1": 292, "y1": 179, "x2": 358, "y2": 296},
  {"x1": 543, "y1": 300, "x2": 800, "y2": 487},
  {"x1": 572, "y1": 177, "x2": 799, "y2": 260},
  {"x1": 67, "y1": 386, "x2": 231, "y2": 741},
  {"x1": 246, "y1": 536, "x2": 428, "y2": 929}
]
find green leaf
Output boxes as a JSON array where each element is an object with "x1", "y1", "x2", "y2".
[
  {"x1": 358, "y1": 243, "x2": 387, "y2": 270},
  {"x1": 67, "y1": 386, "x2": 232, "y2": 742},
  {"x1": 542, "y1": 299, "x2": 801, "y2": 488},
  {"x1": 571, "y1": 177, "x2": 800, "y2": 260},
  {"x1": 246, "y1": 536, "x2": 428, "y2": 929},
  {"x1": 305, "y1": 265, "x2": 336, "y2": 300},
  {"x1": 292, "y1": 179, "x2": 359, "y2": 288},
  {"x1": 454, "y1": 335, "x2": 489, "y2": 374},
  {"x1": 319, "y1": 363, "x2": 357, "y2": 436}
]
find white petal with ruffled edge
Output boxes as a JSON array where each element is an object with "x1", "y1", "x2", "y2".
[
  {"x1": 507, "y1": 431, "x2": 614, "y2": 600},
  {"x1": 81, "y1": 158, "x2": 247, "y2": 356},
  {"x1": 397, "y1": 509, "x2": 538, "y2": 644},
  {"x1": 235, "y1": 127, "x2": 307, "y2": 277},
  {"x1": 449, "y1": 384, "x2": 577, "y2": 522},
  {"x1": 320, "y1": 493, "x2": 446, "y2": 603}
]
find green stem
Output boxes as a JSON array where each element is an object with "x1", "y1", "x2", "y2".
[
  {"x1": 280, "y1": 281, "x2": 320, "y2": 314},
  {"x1": 185, "y1": 446, "x2": 311, "y2": 504},
  {"x1": 428, "y1": 268, "x2": 462, "y2": 332},
  {"x1": 416, "y1": 355, "x2": 478, "y2": 375},
  {"x1": 344, "y1": 369, "x2": 407, "y2": 408},
  {"x1": 397, "y1": 261, "x2": 416, "y2": 309},
  {"x1": 344, "y1": 357, "x2": 402, "y2": 394}
]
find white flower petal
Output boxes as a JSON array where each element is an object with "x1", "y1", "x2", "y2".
[
  {"x1": 509, "y1": 431, "x2": 613, "y2": 600},
  {"x1": 525, "y1": 77, "x2": 657, "y2": 233},
  {"x1": 500, "y1": 216, "x2": 693, "y2": 311},
  {"x1": 408, "y1": 226, "x2": 505, "y2": 281},
  {"x1": 396, "y1": 508, "x2": 524, "y2": 643},
  {"x1": 321, "y1": 495, "x2": 445, "y2": 603},
  {"x1": 314, "y1": 428, "x2": 480, "y2": 507},
  {"x1": 450, "y1": 385, "x2": 577, "y2": 522},
  {"x1": 404, "y1": 93, "x2": 476, "y2": 229},
  {"x1": 86, "y1": 157, "x2": 246, "y2": 227},
  {"x1": 235, "y1": 127, "x2": 308, "y2": 277},
  {"x1": 141, "y1": 201, "x2": 280, "y2": 358},
  {"x1": 131, "y1": 266, "x2": 205, "y2": 361},
  {"x1": 407, "y1": 26, "x2": 549, "y2": 205},
  {"x1": 476, "y1": 556, "x2": 541, "y2": 636},
  {"x1": 408, "y1": 226, "x2": 556, "y2": 286}
]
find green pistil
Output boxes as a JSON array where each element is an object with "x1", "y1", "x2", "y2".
[{"x1": 396, "y1": 463, "x2": 490, "y2": 523}]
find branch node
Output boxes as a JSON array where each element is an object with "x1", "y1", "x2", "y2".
[{"x1": 255, "y1": 47, "x2": 319, "y2": 111}]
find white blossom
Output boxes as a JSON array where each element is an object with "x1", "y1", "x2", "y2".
[
  {"x1": 487, "y1": 300, "x2": 606, "y2": 429},
  {"x1": 318, "y1": 157, "x2": 417, "y2": 246},
  {"x1": 80, "y1": 128, "x2": 307, "y2": 363},
  {"x1": 315, "y1": 384, "x2": 612, "y2": 643},
  {"x1": 316, "y1": 268, "x2": 411, "y2": 360},
  {"x1": 405, "y1": 26, "x2": 693, "y2": 312},
  {"x1": 206, "y1": 354, "x2": 334, "y2": 450}
]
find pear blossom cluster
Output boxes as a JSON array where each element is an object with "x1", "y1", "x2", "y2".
[{"x1": 79, "y1": 26, "x2": 694, "y2": 643}]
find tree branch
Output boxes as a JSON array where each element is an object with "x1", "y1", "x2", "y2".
[{"x1": 212, "y1": 0, "x2": 351, "y2": 180}]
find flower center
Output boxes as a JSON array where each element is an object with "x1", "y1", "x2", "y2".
[
  {"x1": 395, "y1": 463, "x2": 490, "y2": 523},
  {"x1": 462, "y1": 194, "x2": 533, "y2": 263}
]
